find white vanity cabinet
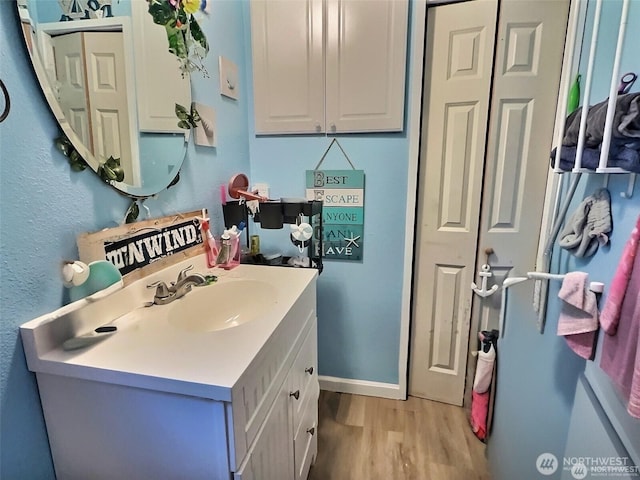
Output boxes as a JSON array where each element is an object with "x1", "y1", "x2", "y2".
[
  {"x1": 235, "y1": 323, "x2": 319, "y2": 480},
  {"x1": 20, "y1": 263, "x2": 319, "y2": 480},
  {"x1": 250, "y1": 0, "x2": 408, "y2": 135}
]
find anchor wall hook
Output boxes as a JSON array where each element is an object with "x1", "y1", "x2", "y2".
[{"x1": 471, "y1": 264, "x2": 499, "y2": 298}]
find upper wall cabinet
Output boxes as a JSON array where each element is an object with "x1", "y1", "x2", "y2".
[{"x1": 250, "y1": 0, "x2": 409, "y2": 135}]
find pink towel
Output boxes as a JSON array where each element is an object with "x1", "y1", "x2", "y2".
[
  {"x1": 557, "y1": 271, "x2": 599, "y2": 359},
  {"x1": 600, "y1": 215, "x2": 640, "y2": 334},
  {"x1": 600, "y1": 215, "x2": 640, "y2": 419},
  {"x1": 470, "y1": 390, "x2": 489, "y2": 441}
]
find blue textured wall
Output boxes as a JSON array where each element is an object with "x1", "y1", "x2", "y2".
[
  {"x1": 242, "y1": 2, "x2": 417, "y2": 385},
  {"x1": 248, "y1": 136, "x2": 408, "y2": 384},
  {"x1": 488, "y1": 1, "x2": 640, "y2": 478},
  {"x1": 0, "y1": 1, "x2": 250, "y2": 477}
]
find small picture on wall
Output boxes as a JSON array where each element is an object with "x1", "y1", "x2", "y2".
[
  {"x1": 58, "y1": 0, "x2": 114, "y2": 21},
  {"x1": 193, "y1": 102, "x2": 216, "y2": 148},
  {"x1": 219, "y1": 56, "x2": 239, "y2": 100}
]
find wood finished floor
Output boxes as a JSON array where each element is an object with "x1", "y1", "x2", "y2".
[{"x1": 308, "y1": 391, "x2": 491, "y2": 480}]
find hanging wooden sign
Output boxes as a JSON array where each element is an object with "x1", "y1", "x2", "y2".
[
  {"x1": 77, "y1": 210, "x2": 205, "y2": 284},
  {"x1": 102, "y1": 218, "x2": 202, "y2": 275},
  {"x1": 306, "y1": 169, "x2": 365, "y2": 261}
]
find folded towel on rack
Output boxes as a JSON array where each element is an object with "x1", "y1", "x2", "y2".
[
  {"x1": 550, "y1": 144, "x2": 640, "y2": 173},
  {"x1": 559, "y1": 188, "x2": 612, "y2": 257},
  {"x1": 557, "y1": 271, "x2": 599, "y2": 359},
  {"x1": 619, "y1": 94, "x2": 640, "y2": 139},
  {"x1": 563, "y1": 93, "x2": 640, "y2": 147}
]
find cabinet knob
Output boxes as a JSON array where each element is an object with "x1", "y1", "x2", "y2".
[
  {"x1": 306, "y1": 427, "x2": 315, "y2": 436},
  {"x1": 289, "y1": 390, "x2": 300, "y2": 400},
  {"x1": 305, "y1": 366, "x2": 314, "y2": 375},
  {"x1": 330, "y1": 123, "x2": 336, "y2": 132}
]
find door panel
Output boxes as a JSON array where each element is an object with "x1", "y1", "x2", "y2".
[
  {"x1": 488, "y1": 99, "x2": 533, "y2": 230},
  {"x1": 431, "y1": 265, "x2": 464, "y2": 372},
  {"x1": 463, "y1": 0, "x2": 569, "y2": 409},
  {"x1": 53, "y1": 33, "x2": 91, "y2": 148},
  {"x1": 83, "y1": 32, "x2": 135, "y2": 185},
  {"x1": 472, "y1": 0, "x2": 570, "y2": 331},
  {"x1": 411, "y1": 0, "x2": 569, "y2": 407},
  {"x1": 409, "y1": 0, "x2": 498, "y2": 405}
]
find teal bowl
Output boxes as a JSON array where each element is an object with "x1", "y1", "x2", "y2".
[{"x1": 69, "y1": 261, "x2": 123, "y2": 302}]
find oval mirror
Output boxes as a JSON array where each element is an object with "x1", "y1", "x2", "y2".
[{"x1": 17, "y1": 0, "x2": 191, "y2": 198}]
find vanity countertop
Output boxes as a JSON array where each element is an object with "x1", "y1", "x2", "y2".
[{"x1": 20, "y1": 257, "x2": 317, "y2": 402}]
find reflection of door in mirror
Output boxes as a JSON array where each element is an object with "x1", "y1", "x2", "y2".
[
  {"x1": 52, "y1": 33, "x2": 90, "y2": 146},
  {"x1": 131, "y1": 0, "x2": 190, "y2": 133},
  {"x1": 52, "y1": 31, "x2": 136, "y2": 186}
]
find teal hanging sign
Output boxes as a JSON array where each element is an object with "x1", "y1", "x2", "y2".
[{"x1": 306, "y1": 169, "x2": 365, "y2": 261}]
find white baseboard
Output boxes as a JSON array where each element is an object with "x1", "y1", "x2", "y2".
[{"x1": 318, "y1": 376, "x2": 405, "y2": 400}]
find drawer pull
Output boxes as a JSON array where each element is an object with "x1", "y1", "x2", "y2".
[
  {"x1": 306, "y1": 427, "x2": 315, "y2": 436},
  {"x1": 305, "y1": 366, "x2": 314, "y2": 375},
  {"x1": 290, "y1": 390, "x2": 300, "y2": 400}
]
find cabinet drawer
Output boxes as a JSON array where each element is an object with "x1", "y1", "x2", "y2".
[
  {"x1": 293, "y1": 382, "x2": 319, "y2": 480},
  {"x1": 288, "y1": 320, "x2": 318, "y2": 429}
]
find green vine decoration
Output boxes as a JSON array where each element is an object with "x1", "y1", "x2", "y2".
[
  {"x1": 124, "y1": 200, "x2": 140, "y2": 224},
  {"x1": 55, "y1": 134, "x2": 126, "y2": 185},
  {"x1": 167, "y1": 171, "x2": 181, "y2": 188},
  {"x1": 175, "y1": 103, "x2": 201, "y2": 129},
  {"x1": 97, "y1": 156, "x2": 125, "y2": 183},
  {"x1": 147, "y1": 0, "x2": 210, "y2": 78},
  {"x1": 54, "y1": 134, "x2": 89, "y2": 172}
]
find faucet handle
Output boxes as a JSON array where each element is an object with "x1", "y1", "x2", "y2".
[
  {"x1": 176, "y1": 265, "x2": 194, "y2": 283},
  {"x1": 147, "y1": 281, "x2": 171, "y2": 299}
]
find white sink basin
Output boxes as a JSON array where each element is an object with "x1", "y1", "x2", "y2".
[
  {"x1": 20, "y1": 260, "x2": 317, "y2": 401},
  {"x1": 167, "y1": 280, "x2": 279, "y2": 332}
]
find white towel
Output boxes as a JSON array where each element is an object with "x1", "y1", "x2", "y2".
[{"x1": 473, "y1": 345, "x2": 496, "y2": 394}]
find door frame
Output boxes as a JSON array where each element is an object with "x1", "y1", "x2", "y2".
[{"x1": 397, "y1": 0, "x2": 428, "y2": 400}]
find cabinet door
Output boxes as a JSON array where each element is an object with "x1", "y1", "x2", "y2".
[
  {"x1": 325, "y1": 0, "x2": 408, "y2": 133},
  {"x1": 250, "y1": 0, "x2": 324, "y2": 134},
  {"x1": 235, "y1": 384, "x2": 294, "y2": 480}
]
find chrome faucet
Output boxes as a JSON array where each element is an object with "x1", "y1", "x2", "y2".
[
  {"x1": 147, "y1": 266, "x2": 207, "y2": 305},
  {"x1": 172, "y1": 273, "x2": 207, "y2": 299}
]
